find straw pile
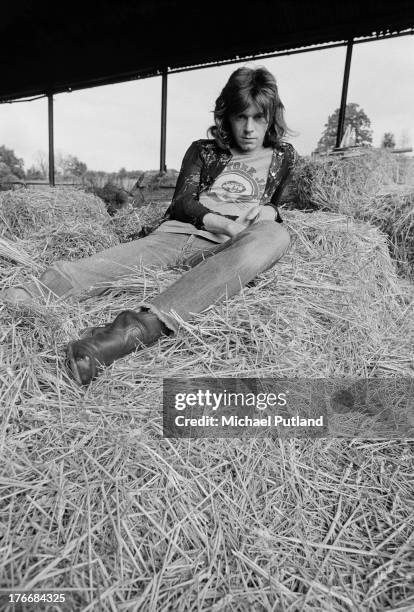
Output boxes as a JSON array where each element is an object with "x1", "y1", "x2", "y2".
[
  {"x1": 0, "y1": 187, "x2": 111, "y2": 237},
  {"x1": 109, "y1": 201, "x2": 170, "y2": 242},
  {"x1": 283, "y1": 150, "x2": 414, "y2": 280},
  {"x1": 0, "y1": 187, "x2": 119, "y2": 275},
  {"x1": 1, "y1": 195, "x2": 413, "y2": 609}
]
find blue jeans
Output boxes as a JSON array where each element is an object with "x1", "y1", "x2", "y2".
[{"x1": 16, "y1": 222, "x2": 290, "y2": 333}]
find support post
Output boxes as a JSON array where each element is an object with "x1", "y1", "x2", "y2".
[
  {"x1": 335, "y1": 39, "x2": 353, "y2": 149},
  {"x1": 48, "y1": 93, "x2": 55, "y2": 186},
  {"x1": 160, "y1": 69, "x2": 168, "y2": 173}
]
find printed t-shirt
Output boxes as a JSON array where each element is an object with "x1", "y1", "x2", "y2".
[{"x1": 155, "y1": 147, "x2": 273, "y2": 243}]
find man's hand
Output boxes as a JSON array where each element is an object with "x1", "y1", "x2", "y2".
[
  {"x1": 202, "y1": 206, "x2": 276, "y2": 239},
  {"x1": 237, "y1": 205, "x2": 276, "y2": 225},
  {"x1": 202, "y1": 213, "x2": 247, "y2": 238}
]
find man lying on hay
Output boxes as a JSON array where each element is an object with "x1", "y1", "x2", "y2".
[{"x1": 3, "y1": 67, "x2": 296, "y2": 385}]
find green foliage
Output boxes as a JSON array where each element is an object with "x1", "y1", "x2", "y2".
[
  {"x1": 315, "y1": 103, "x2": 373, "y2": 153},
  {"x1": 381, "y1": 132, "x2": 396, "y2": 149},
  {"x1": 0, "y1": 145, "x2": 25, "y2": 179}
]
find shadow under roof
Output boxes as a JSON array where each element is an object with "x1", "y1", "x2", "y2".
[{"x1": 1, "y1": 0, "x2": 413, "y2": 101}]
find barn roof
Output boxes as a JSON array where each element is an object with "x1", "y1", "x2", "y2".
[{"x1": 1, "y1": 0, "x2": 413, "y2": 102}]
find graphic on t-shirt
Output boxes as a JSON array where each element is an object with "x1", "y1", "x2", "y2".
[
  {"x1": 221, "y1": 180, "x2": 247, "y2": 194},
  {"x1": 199, "y1": 148, "x2": 273, "y2": 217},
  {"x1": 207, "y1": 160, "x2": 267, "y2": 204}
]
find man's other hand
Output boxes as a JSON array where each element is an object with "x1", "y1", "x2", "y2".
[{"x1": 237, "y1": 205, "x2": 276, "y2": 225}]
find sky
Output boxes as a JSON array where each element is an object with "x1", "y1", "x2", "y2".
[{"x1": 0, "y1": 35, "x2": 413, "y2": 173}]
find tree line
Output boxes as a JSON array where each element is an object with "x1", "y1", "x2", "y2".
[
  {"x1": 0, "y1": 103, "x2": 410, "y2": 184},
  {"x1": 0, "y1": 148, "x2": 142, "y2": 184}
]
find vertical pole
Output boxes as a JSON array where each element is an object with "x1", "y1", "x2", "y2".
[
  {"x1": 335, "y1": 39, "x2": 353, "y2": 149},
  {"x1": 160, "y1": 69, "x2": 168, "y2": 173},
  {"x1": 48, "y1": 93, "x2": 55, "y2": 186}
]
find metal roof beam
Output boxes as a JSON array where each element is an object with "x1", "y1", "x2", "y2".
[
  {"x1": 160, "y1": 70, "x2": 168, "y2": 173},
  {"x1": 48, "y1": 94, "x2": 55, "y2": 187},
  {"x1": 336, "y1": 40, "x2": 354, "y2": 148}
]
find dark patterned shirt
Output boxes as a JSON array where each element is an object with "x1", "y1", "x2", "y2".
[{"x1": 162, "y1": 138, "x2": 297, "y2": 230}]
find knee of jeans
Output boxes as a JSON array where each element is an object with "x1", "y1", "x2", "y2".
[
  {"x1": 255, "y1": 223, "x2": 290, "y2": 258},
  {"x1": 274, "y1": 224, "x2": 290, "y2": 253}
]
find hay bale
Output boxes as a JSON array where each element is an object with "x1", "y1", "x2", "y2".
[
  {"x1": 286, "y1": 150, "x2": 399, "y2": 210},
  {"x1": 108, "y1": 206, "x2": 145, "y2": 242},
  {"x1": 32, "y1": 223, "x2": 120, "y2": 265},
  {"x1": 0, "y1": 236, "x2": 43, "y2": 271},
  {"x1": 110, "y1": 201, "x2": 170, "y2": 241},
  {"x1": 283, "y1": 150, "x2": 414, "y2": 280},
  {"x1": 0, "y1": 186, "x2": 110, "y2": 239},
  {"x1": 0, "y1": 187, "x2": 119, "y2": 271},
  {"x1": 396, "y1": 154, "x2": 414, "y2": 184},
  {"x1": 367, "y1": 186, "x2": 414, "y2": 281}
]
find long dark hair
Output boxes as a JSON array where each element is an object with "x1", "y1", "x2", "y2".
[{"x1": 208, "y1": 66, "x2": 290, "y2": 148}]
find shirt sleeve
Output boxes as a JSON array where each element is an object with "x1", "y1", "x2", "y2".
[
  {"x1": 269, "y1": 143, "x2": 298, "y2": 210},
  {"x1": 164, "y1": 141, "x2": 213, "y2": 229}
]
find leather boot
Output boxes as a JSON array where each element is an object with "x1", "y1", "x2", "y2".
[{"x1": 66, "y1": 309, "x2": 169, "y2": 385}]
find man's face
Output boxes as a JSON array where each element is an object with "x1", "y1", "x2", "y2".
[{"x1": 228, "y1": 102, "x2": 269, "y2": 154}]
